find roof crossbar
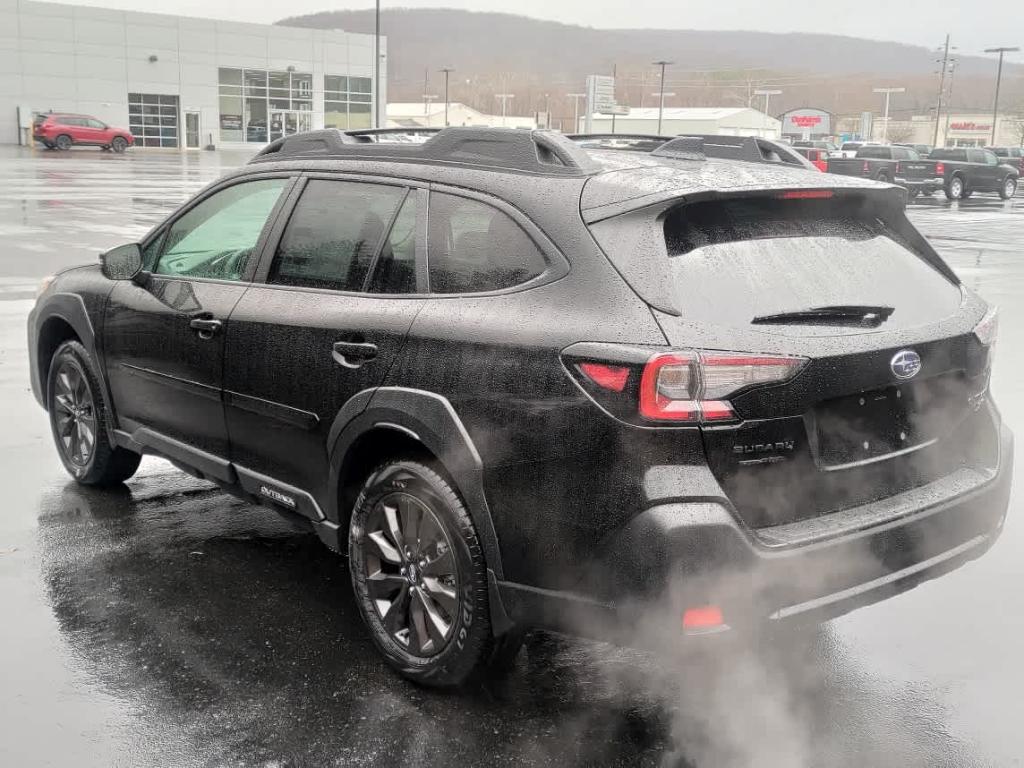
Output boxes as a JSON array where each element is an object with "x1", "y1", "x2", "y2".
[
  {"x1": 250, "y1": 126, "x2": 599, "y2": 176},
  {"x1": 567, "y1": 133, "x2": 812, "y2": 169}
]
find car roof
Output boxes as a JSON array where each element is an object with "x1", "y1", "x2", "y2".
[{"x1": 238, "y1": 127, "x2": 897, "y2": 224}]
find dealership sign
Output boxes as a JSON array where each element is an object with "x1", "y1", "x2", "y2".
[{"x1": 780, "y1": 108, "x2": 832, "y2": 137}]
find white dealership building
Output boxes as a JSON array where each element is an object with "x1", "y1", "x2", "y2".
[{"x1": 0, "y1": 0, "x2": 385, "y2": 148}]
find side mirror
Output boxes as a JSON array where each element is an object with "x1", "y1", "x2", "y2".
[{"x1": 100, "y1": 243, "x2": 143, "y2": 281}]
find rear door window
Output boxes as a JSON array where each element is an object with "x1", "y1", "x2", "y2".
[
  {"x1": 269, "y1": 180, "x2": 406, "y2": 292},
  {"x1": 427, "y1": 192, "x2": 547, "y2": 294},
  {"x1": 657, "y1": 197, "x2": 961, "y2": 329}
]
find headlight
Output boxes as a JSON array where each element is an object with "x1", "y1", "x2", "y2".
[
  {"x1": 973, "y1": 306, "x2": 998, "y2": 347},
  {"x1": 35, "y1": 274, "x2": 57, "y2": 300}
]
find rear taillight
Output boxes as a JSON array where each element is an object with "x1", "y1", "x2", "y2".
[
  {"x1": 862, "y1": 160, "x2": 870, "y2": 173},
  {"x1": 577, "y1": 362, "x2": 630, "y2": 392},
  {"x1": 895, "y1": 161, "x2": 902, "y2": 174},
  {"x1": 935, "y1": 161, "x2": 945, "y2": 175},
  {"x1": 638, "y1": 351, "x2": 807, "y2": 423}
]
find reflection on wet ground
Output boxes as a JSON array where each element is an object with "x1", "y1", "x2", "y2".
[{"x1": 2, "y1": 148, "x2": 1024, "y2": 766}]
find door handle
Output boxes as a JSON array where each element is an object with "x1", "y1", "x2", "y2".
[
  {"x1": 332, "y1": 341, "x2": 378, "y2": 369},
  {"x1": 190, "y1": 315, "x2": 223, "y2": 340}
]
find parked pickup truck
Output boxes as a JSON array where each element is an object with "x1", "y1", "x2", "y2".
[
  {"x1": 928, "y1": 147, "x2": 1019, "y2": 200},
  {"x1": 826, "y1": 145, "x2": 943, "y2": 197}
]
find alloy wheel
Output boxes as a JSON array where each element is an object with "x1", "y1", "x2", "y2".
[
  {"x1": 1006, "y1": 179, "x2": 1017, "y2": 198},
  {"x1": 52, "y1": 363, "x2": 97, "y2": 466},
  {"x1": 361, "y1": 492, "x2": 459, "y2": 656},
  {"x1": 951, "y1": 178, "x2": 963, "y2": 199}
]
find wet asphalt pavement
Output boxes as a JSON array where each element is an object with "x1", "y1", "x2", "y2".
[{"x1": 3, "y1": 145, "x2": 1024, "y2": 767}]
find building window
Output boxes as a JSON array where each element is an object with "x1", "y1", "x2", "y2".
[
  {"x1": 219, "y1": 67, "x2": 313, "y2": 144},
  {"x1": 128, "y1": 93, "x2": 180, "y2": 148},
  {"x1": 324, "y1": 75, "x2": 373, "y2": 130}
]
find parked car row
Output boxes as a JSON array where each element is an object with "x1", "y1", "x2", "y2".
[{"x1": 824, "y1": 142, "x2": 1019, "y2": 200}]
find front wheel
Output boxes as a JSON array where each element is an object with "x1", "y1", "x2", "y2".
[
  {"x1": 999, "y1": 176, "x2": 1018, "y2": 200},
  {"x1": 47, "y1": 341, "x2": 141, "y2": 486},
  {"x1": 349, "y1": 459, "x2": 521, "y2": 687},
  {"x1": 945, "y1": 176, "x2": 965, "y2": 200},
  {"x1": 111, "y1": 136, "x2": 128, "y2": 153}
]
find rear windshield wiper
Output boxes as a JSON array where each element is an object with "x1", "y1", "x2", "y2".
[{"x1": 751, "y1": 305, "x2": 895, "y2": 328}]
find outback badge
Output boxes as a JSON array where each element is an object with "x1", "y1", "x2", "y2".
[{"x1": 890, "y1": 349, "x2": 922, "y2": 380}]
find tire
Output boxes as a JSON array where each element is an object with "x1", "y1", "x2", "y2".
[
  {"x1": 47, "y1": 340, "x2": 141, "y2": 486},
  {"x1": 54, "y1": 134, "x2": 72, "y2": 151},
  {"x1": 999, "y1": 176, "x2": 1018, "y2": 200},
  {"x1": 111, "y1": 136, "x2": 128, "y2": 153},
  {"x1": 876, "y1": 173, "x2": 890, "y2": 184},
  {"x1": 945, "y1": 175, "x2": 965, "y2": 200},
  {"x1": 349, "y1": 459, "x2": 522, "y2": 688}
]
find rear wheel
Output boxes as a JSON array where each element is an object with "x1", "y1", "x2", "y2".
[
  {"x1": 349, "y1": 459, "x2": 522, "y2": 687},
  {"x1": 876, "y1": 172, "x2": 890, "y2": 184},
  {"x1": 47, "y1": 341, "x2": 141, "y2": 486},
  {"x1": 999, "y1": 176, "x2": 1017, "y2": 200},
  {"x1": 945, "y1": 175, "x2": 965, "y2": 200},
  {"x1": 54, "y1": 134, "x2": 72, "y2": 151},
  {"x1": 111, "y1": 137, "x2": 128, "y2": 153}
]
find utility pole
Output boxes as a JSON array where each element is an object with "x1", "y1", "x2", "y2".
[
  {"x1": 495, "y1": 93, "x2": 514, "y2": 127},
  {"x1": 440, "y1": 67, "x2": 454, "y2": 127},
  {"x1": 754, "y1": 89, "x2": 782, "y2": 137},
  {"x1": 568, "y1": 93, "x2": 585, "y2": 133},
  {"x1": 943, "y1": 61, "x2": 958, "y2": 141},
  {"x1": 611, "y1": 63, "x2": 618, "y2": 134},
  {"x1": 653, "y1": 60, "x2": 673, "y2": 135},
  {"x1": 421, "y1": 93, "x2": 438, "y2": 117},
  {"x1": 984, "y1": 46, "x2": 1020, "y2": 146},
  {"x1": 373, "y1": 0, "x2": 381, "y2": 128},
  {"x1": 872, "y1": 87, "x2": 905, "y2": 143},
  {"x1": 933, "y1": 35, "x2": 951, "y2": 147}
]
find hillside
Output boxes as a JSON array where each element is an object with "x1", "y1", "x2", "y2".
[{"x1": 278, "y1": 8, "x2": 1024, "y2": 124}]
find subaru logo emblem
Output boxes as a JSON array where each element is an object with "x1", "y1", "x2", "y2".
[{"x1": 890, "y1": 349, "x2": 922, "y2": 380}]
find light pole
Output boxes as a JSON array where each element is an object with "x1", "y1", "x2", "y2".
[
  {"x1": 754, "y1": 89, "x2": 782, "y2": 137},
  {"x1": 374, "y1": 0, "x2": 381, "y2": 128},
  {"x1": 872, "y1": 87, "x2": 905, "y2": 142},
  {"x1": 439, "y1": 67, "x2": 454, "y2": 127},
  {"x1": 653, "y1": 60, "x2": 673, "y2": 135},
  {"x1": 495, "y1": 93, "x2": 514, "y2": 127},
  {"x1": 568, "y1": 92, "x2": 585, "y2": 133},
  {"x1": 933, "y1": 35, "x2": 956, "y2": 147},
  {"x1": 984, "y1": 46, "x2": 1020, "y2": 146}
]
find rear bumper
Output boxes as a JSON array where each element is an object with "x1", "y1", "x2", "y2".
[
  {"x1": 896, "y1": 177, "x2": 945, "y2": 192},
  {"x1": 499, "y1": 420, "x2": 1012, "y2": 644}
]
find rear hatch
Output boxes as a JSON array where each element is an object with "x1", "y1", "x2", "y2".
[{"x1": 587, "y1": 190, "x2": 997, "y2": 530}]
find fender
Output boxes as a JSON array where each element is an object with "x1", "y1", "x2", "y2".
[
  {"x1": 30, "y1": 293, "x2": 116, "y2": 428},
  {"x1": 327, "y1": 386, "x2": 505, "y2": 583}
]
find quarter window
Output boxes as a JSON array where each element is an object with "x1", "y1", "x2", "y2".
[
  {"x1": 154, "y1": 179, "x2": 287, "y2": 281},
  {"x1": 269, "y1": 180, "x2": 406, "y2": 292},
  {"x1": 427, "y1": 193, "x2": 547, "y2": 294}
]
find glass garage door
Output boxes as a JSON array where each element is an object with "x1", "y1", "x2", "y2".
[{"x1": 128, "y1": 94, "x2": 180, "y2": 148}]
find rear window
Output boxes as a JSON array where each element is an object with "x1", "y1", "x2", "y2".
[
  {"x1": 856, "y1": 146, "x2": 890, "y2": 159},
  {"x1": 658, "y1": 198, "x2": 960, "y2": 329},
  {"x1": 841, "y1": 143, "x2": 862, "y2": 151},
  {"x1": 930, "y1": 148, "x2": 966, "y2": 161}
]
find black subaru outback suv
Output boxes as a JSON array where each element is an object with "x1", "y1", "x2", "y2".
[{"x1": 28, "y1": 128, "x2": 1012, "y2": 687}]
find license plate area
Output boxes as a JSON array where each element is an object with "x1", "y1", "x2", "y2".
[{"x1": 813, "y1": 385, "x2": 920, "y2": 467}]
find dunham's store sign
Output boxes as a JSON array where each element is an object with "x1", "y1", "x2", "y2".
[{"x1": 780, "y1": 108, "x2": 833, "y2": 137}]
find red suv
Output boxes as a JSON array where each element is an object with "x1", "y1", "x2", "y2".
[{"x1": 33, "y1": 113, "x2": 134, "y2": 153}]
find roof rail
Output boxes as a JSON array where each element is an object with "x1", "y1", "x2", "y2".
[
  {"x1": 566, "y1": 133, "x2": 813, "y2": 170},
  {"x1": 250, "y1": 126, "x2": 599, "y2": 176}
]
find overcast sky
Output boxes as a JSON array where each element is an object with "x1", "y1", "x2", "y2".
[{"x1": 50, "y1": 0, "x2": 1023, "y2": 53}]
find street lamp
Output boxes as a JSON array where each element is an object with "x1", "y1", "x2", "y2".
[
  {"x1": 567, "y1": 92, "x2": 585, "y2": 134},
  {"x1": 653, "y1": 60, "x2": 673, "y2": 135},
  {"x1": 439, "y1": 67, "x2": 454, "y2": 127},
  {"x1": 984, "y1": 46, "x2": 1020, "y2": 145},
  {"x1": 374, "y1": 0, "x2": 381, "y2": 128},
  {"x1": 754, "y1": 89, "x2": 782, "y2": 136},
  {"x1": 872, "y1": 87, "x2": 905, "y2": 142},
  {"x1": 495, "y1": 93, "x2": 514, "y2": 127}
]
